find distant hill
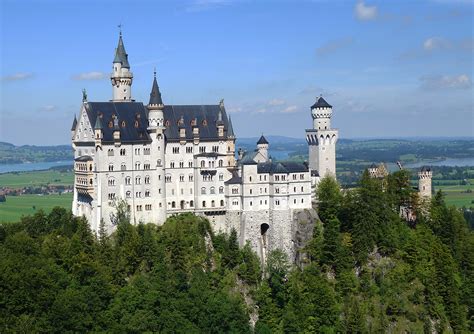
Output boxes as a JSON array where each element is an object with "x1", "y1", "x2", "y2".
[{"x1": 0, "y1": 142, "x2": 73, "y2": 164}]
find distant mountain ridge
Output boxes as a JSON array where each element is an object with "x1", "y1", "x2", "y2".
[{"x1": 0, "y1": 142, "x2": 73, "y2": 165}]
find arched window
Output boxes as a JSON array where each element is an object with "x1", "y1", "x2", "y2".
[
  {"x1": 211, "y1": 200, "x2": 215, "y2": 207},
  {"x1": 125, "y1": 177, "x2": 131, "y2": 185},
  {"x1": 202, "y1": 201, "x2": 206, "y2": 208},
  {"x1": 201, "y1": 187, "x2": 206, "y2": 195},
  {"x1": 219, "y1": 186, "x2": 224, "y2": 194},
  {"x1": 172, "y1": 201, "x2": 176, "y2": 208},
  {"x1": 126, "y1": 191, "x2": 131, "y2": 198},
  {"x1": 210, "y1": 187, "x2": 215, "y2": 194},
  {"x1": 190, "y1": 200, "x2": 194, "y2": 207},
  {"x1": 218, "y1": 160, "x2": 223, "y2": 167},
  {"x1": 220, "y1": 200, "x2": 224, "y2": 206},
  {"x1": 201, "y1": 160, "x2": 205, "y2": 168}
]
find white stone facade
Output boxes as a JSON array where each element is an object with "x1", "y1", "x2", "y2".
[{"x1": 71, "y1": 33, "x2": 339, "y2": 262}]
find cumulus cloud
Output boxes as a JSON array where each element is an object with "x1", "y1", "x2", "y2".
[
  {"x1": 268, "y1": 99, "x2": 285, "y2": 106},
  {"x1": 423, "y1": 37, "x2": 451, "y2": 51},
  {"x1": 72, "y1": 71, "x2": 107, "y2": 80},
  {"x1": 316, "y1": 37, "x2": 354, "y2": 57},
  {"x1": 354, "y1": 1, "x2": 378, "y2": 21},
  {"x1": 2, "y1": 72, "x2": 34, "y2": 81},
  {"x1": 419, "y1": 74, "x2": 472, "y2": 90},
  {"x1": 282, "y1": 106, "x2": 298, "y2": 113},
  {"x1": 40, "y1": 105, "x2": 57, "y2": 112},
  {"x1": 186, "y1": 0, "x2": 231, "y2": 12}
]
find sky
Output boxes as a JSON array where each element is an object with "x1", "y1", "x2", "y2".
[{"x1": 0, "y1": 0, "x2": 473, "y2": 145}]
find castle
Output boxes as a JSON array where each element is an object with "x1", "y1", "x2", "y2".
[{"x1": 70, "y1": 32, "x2": 338, "y2": 261}]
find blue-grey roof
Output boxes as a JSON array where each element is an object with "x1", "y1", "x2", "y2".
[
  {"x1": 75, "y1": 155, "x2": 93, "y2": 162},
  {"x1": 225, "y1": 171, "x2": 242, "y2": 184},
  {"x1": 257, "y1": 135, "x2": 269, "y2": 145},
  {"x1": 227, "y1": 115, "x2": 235, "y2": 137},
  {"x1": 163, "y1": 105, "x2": 233, "y2": 142},
  {"x1": 148, "y1": 75, "x2": 163, "y2": 105},
  {"x1": 311, "y1": 96, "x2": 332, "y2": 109},
  {"x1": 85, "y1": 102, "x2": 151, "y2": 143},
  {"x1": 240, "y1": 151, "x2": 258, "y2": 165},
  {"x1": 71, "y1": 115, "x2": 77, "y2": 131},
  {"x1": 113, "y1": 33, "x2": 130, "y2": 69},
  {"x1": 257, "y1": 161, "x2": 308, "y2": 174},
  {"x1": 420, "y1": 166, "x2": 431, "y2": 172}
]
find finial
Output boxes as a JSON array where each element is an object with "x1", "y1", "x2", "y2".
[
  {"x1": 82, "y1": 88, "x2": 87, "y2": 102},
  {"x1": 153, "y1": 67, "x2": 156, "y2": 78},
  {"x1": 118, "y1": 23, "x2": 122, "y2": 36}
]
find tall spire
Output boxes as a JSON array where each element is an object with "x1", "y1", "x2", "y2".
[
  {"x1": 113, "y1": 31, "x2": 130, "y2": 69},
  {"x1": 148, "y1": 70, "x2": 163, "y2": 106},
  {"x1": 227, "y1": 115, "x2": 235, "y2": 137}
]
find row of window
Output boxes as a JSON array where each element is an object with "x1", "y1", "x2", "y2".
[
  {"x1": 107, "y1": 147, "x2": 150, "y2": 156},
  {"x1": 108, "y1": 162, "x2": 152, "y2": 171},
  {"x1": 250, "y1": 173, "x2": 306, "y2": 182},
  {"x1": 75, "y1": 162, "x2": 92, "y2": 172},
  {"x1": 201, "y1": 186, "x2": 224, "y2": 195},
  {"x1": 77, "y1": 177, "x2": 93, "y2": 186},
  {"x1": 165, "y1": 174, "x2": 224, "y2": 182}
]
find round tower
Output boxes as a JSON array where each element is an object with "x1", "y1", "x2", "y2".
[
  {"x1": 147, "y1": 71, "x2": 167, "y2": 224},
  {"x1": 306, "y1": 95, "x2": 338, "y2": 178},
  {"x1": 418, "y1": 166, "x2": 432, "y2": 199},
  {"x1": 256, "y1": 135, "x2": 269, "y2": 162},
  {"x1": 111, "y1": 31, "x2": 133, "y2": 101}
]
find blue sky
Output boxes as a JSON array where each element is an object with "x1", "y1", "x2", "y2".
[{"x1": 0, "y1": 0, "x2": 473, "y2": 145}]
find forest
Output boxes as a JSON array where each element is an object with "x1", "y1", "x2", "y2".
[{"x1": 0, "y1": 170, "x2": 473, "y2": 333}]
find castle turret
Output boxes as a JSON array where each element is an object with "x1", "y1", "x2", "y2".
[
  {"x1": 111, "y1": 31, "x2": 133, "y2": 101},
  {"x1": 306, "y1": 96, "x2": 338, "y2": 178},
  {"x1": 94, "y1": 115, "x2": 103, "y2": 149},
  {"x1": 418, "y1": 166, "x2": 432, "y2": 199},
  {"x1": 146, "y1": 71, "x2": 167, "y2": 224},
  {"x1": 256, "y1": 135, "x2": 269, "y2": 162}
]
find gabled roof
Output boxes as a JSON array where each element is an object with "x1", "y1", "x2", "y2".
[
  {"x1": 84, "y1": 102, "x2": 151, "y2": 143},
  {"x1": 163, "y1": 105, "x2": 233, "y2": 142},
  {"x1": 113, "y1": 33, "x2": 130, "y2": 69},
  {"x1": 71, "y1": 115, "x2": 77, "y2": 131},
  {"x1": 225, "y1": 171, "x2": 242, "y2": 184},
  {"x1": 148, "y1": 74, "x2": 163, "y2": 106},
  {"x1": 311, "y1": 96, "x2": 332, "y2": 109},
  {"x1": 257, "y1": 135, "x2": 269, "y2": 145}
]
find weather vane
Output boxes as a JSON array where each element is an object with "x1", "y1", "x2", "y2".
[{"x1": 118, "y1": 23, "x2": 123, "y2": 36}]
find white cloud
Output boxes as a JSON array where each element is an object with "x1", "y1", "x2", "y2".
[
  {"x1": 354, "y1": 1, "x2": 378, "y2": 21},
  {"x1": 256, "y1": 108, "x2": 267, "y2": 113},
  {"x1": 282, "y1": 106, "x2": 298, "y2": 113},
  {"x1": 419, "y1": 74, "x2": 472, "y2": 90},
  {"x1": 72, "y1": 71, "x2": 107, "y2": 80},
  {"x1": 186, "y1": 0, "x2": 231, "y2": 12},
  {"x1": 423, "y1": 37, "x2": 451, "y2": 51},
  {"x1": 316, "y1": 37, "x2": 354, "y2": 57},
  {"x1": 40, "y1": 105, "x2": 57, "y2": 112},
  {"x1": 268, "y1": 99, "x2": 285, "y2": 106},
  {"x1": 2, "y1": 72, "x2": 34, "y2": 81}
]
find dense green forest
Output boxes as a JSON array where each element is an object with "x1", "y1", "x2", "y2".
[{"x1": 1, "y1": 171, "x2": 473, "y2": 333}]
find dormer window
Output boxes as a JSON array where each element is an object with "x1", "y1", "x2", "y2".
[
  {"x1": 134, "y1": 120, "x2": 139, "y2": 128},
  {"x1": 121, "y1": 121, "x2": 126, "y2": 127},
  {"x1": 202, "y1": 119, "x2": 207, "y2": 126},
  {"x1": 108, "y1": 121, "x2": 113, "y2": 128}
]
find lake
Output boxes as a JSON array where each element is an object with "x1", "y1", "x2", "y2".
[{"x1": 0, "y1": 160, "x2": 73, "y2": 174}]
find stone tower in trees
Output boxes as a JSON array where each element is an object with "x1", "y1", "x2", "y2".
[
  {"x1": 306, "y1": 96, "x2": 338, "y2": 178},
  {"x1": 418, "y1": 166, "x2": 432, "y2": 199}
]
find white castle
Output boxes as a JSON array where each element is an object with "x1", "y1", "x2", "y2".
[{"x1": 71, "y1": 33, "x2": 339, "y2": 261}]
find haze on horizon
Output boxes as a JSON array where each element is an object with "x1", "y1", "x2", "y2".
[{"x1": 0, "y1": 0, "x2": 473, "y2": 146}]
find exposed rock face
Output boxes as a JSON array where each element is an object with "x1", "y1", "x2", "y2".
[
  {"x1": 293, "y1": 208, "x2": 319, "y2": 267},
  {"x1": 225, "y1": 208, "x2": 319, "y2": 266}
]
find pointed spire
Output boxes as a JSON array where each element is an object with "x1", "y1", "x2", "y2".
[
  {"x1": 71, "y1": 115, "x2": 78, "y2": 131},
  {"x1": 257, "y1": 134, "x2": 268, "y2": 145},
  {"x1": 227, "y1": 115, "x2": 235, "y2": 137},
  {"x1": 113, "y1": 31, "x2": 130, "y2": 68},
  {"x1": 148, "y1": 71, "x2": 163, "y2": 106},
  {"x1": 311, "y1": 95, "x2": 332, "y2": 109},
  {"x1": 94, "y1": 116, "x2": 103, "y2": 130}
]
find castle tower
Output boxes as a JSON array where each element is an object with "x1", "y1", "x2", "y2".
[
  {"x1": 418, "y1": 166, "x2": 432, "y2": 199},
  {"x1": 111, "y1": 31, "x2": 133, "y2": 101},
  {"x1": 256, "y1": 135, "x2": 269, "y2": 162},
  {"x1": 147, "y1": 71, "x2": 167, "y2": 223},
  {"x1": 306, "y1": 96, "x2": 338, "y2": 178}
]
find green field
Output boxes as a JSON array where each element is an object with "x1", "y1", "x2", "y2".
[
  {"x1": 0, "y1": 193, "x2": 73, "y2": 223},
  {"x1": 436, "y1": 184, "x2": 473, "y2": 208},
  {"x1": 0, "y1": 169, "x2": 73, "y2": 189}
]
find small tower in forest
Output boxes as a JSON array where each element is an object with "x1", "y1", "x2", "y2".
[
  {"x1": 418, "y1": 166, "x2": 432, "y2": 199},
  {"x1": 306, "y1": 95, "x2": 338, "y2": 178}
]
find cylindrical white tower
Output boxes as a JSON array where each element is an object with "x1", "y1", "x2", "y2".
[
  {"x1": 110, "y1": 32, "x2": 133, "y2": 102},
  {"x1": 306, "y1": 96, "x2": 338, "y2": 178},
  {"x1": 418, "y1": 166, "x2": 432, "y2": 199},
  {"x1": 147, "y1": 71, "x2": 167, "y2": 224}
]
